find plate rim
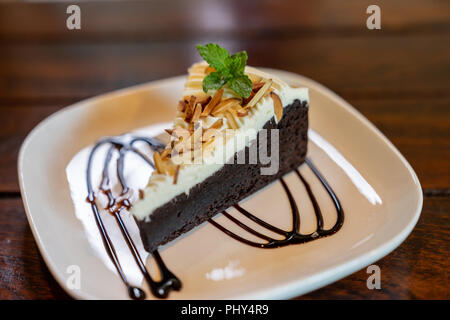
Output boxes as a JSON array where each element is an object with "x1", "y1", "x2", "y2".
[{"x1": 18, "y1": 69, "x2": 423, "y2": 300}]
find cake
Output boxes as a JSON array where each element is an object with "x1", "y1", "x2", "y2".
[{"x1": 131, "y1": 44, "x2": 309, "y2": 252}]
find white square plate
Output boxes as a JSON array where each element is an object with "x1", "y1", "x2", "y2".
[{"x1": 18, "y1": 69, "x2": 422, "y2": 299}]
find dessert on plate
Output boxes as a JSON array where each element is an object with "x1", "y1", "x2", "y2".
[
  {"x1": 131, "y1": 44, "x2": 309, "y2": 252},
  {"x1": 66, "y1": 43, "x2": 344, "y2": 299}
]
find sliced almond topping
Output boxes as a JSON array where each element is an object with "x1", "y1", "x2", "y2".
[
  {"x1": 236, "y1": 106, "x2": 248, "y2": 117},
  {"x1": 160, "y1": 147, "x2": 171, "y2": 159},
  {"x1": 191, "y1": 103, "x2": 202, "y2": 123},
  {"x1": 201, "y1": 89, "x2": 223, "y2": 116},
  {"x1": 165, "y1": 128, "x2": 173, "y2": 136},
  {"x1": 153, "y1": 152, "x2": 164, "y2": 174},
  {"x1": 178, "y1": 100, "x2": 186, "y2": 112},
  {"x1": 246, "y1": 79, "x2": 273, "y2": 108},
  {"x1": 184, "y1": 96, "x2": 196, "y2": 122},
  {"x1": 188, "y1": 95, "x2": 196, "y2": 112},
  {"x1": 270, "y1": 92, "x2": 283, "y2": 122},
  {"x1": 211, "y1": 98, "x2": 240, "y2": 116},
  {"x1": 227, "y1": 106, "x2": 237, "y2": 117},
  {"x1": 242, "y1": 90, "x2": 256, "y2": 106},
  {"x1": 225, "y1": 112, "x2": 238, "y2": 129},
  {"x1": 196, "y1": 95, "x2": 211, "y2": 107},
  {"x1": 209, "y1": 118, "x2": 224, "y2": 129},
  {"x1": 173, "y1": 165, "x2": 180, "y2": 184},
  {"x1": 252, "y1": 81, "x2": 264, "y2": 91}
]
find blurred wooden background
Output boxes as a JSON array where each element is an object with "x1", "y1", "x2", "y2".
[{"x1": 0, "y1": 0, "x2": 449, "y2": 299}]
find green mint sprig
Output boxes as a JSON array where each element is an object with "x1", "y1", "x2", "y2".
[{"x1": 196, "y1": 43, "x2": 253, "y2": 98}]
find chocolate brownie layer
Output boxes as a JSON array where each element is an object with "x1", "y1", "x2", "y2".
[{"x1": 136, "y1": 99, "x2": 308, "y2": 252}]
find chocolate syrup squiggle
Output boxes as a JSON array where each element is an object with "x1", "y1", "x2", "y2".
[
  {"x1": 86, "y1": 137, "x2": 181, "y2": 300},
  {"x1": 85, "y1": 135, "x2": 343, "y2": 299},
  {"x1": 209, "y1": 158, "x2": 344, "y2": 248}
]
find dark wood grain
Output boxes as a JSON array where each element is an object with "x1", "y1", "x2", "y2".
[
  {"x1": 0, "y1": 0, "x2": 448, "y2": 300},
  {"x1": 1, "y1": 34, "x2": 449, "y2": 102},
  {"x1": 0, "y1": 198, "x2": 71, "y2": 299}
]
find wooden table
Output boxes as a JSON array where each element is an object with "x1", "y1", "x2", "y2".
[{"x1": 0, "y1": 0, "x2": 448, "y2": 299}]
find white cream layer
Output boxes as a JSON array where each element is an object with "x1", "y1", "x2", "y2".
[{"x1": 131, "y1": 65, "x2": 309, "y2": 221}]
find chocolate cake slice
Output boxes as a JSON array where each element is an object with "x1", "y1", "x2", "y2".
[{"x1": 131, "y1": 60, "x2": 309, "y2": 252}]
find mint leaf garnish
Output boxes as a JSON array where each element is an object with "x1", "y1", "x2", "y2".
[
  {"x1": 196, "y1": 44, "x2": 230, "y2": 71},
  {"x1": 196, "y1": 43, "x2": 252, "y2": 98},
  {"x1": 202, "y1": 71, "x2": 226, "y2": 92},
  {"x1": 228, "y1": 52, "x2": 247, "y2": 75},
  {"x1": 228, "y1": 75, "x2": 253, "y2": 99}
]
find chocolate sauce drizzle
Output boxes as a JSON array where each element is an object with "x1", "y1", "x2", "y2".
[
  {"x1": 86, "y1": 137, "x2": 181, "y2": 300},
  {"x1": 209, "y1": 158, "x2": 344, "y2": 248},
  {"x1": 85, "y1": 135, "x2": 343, "y2": 299}
]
